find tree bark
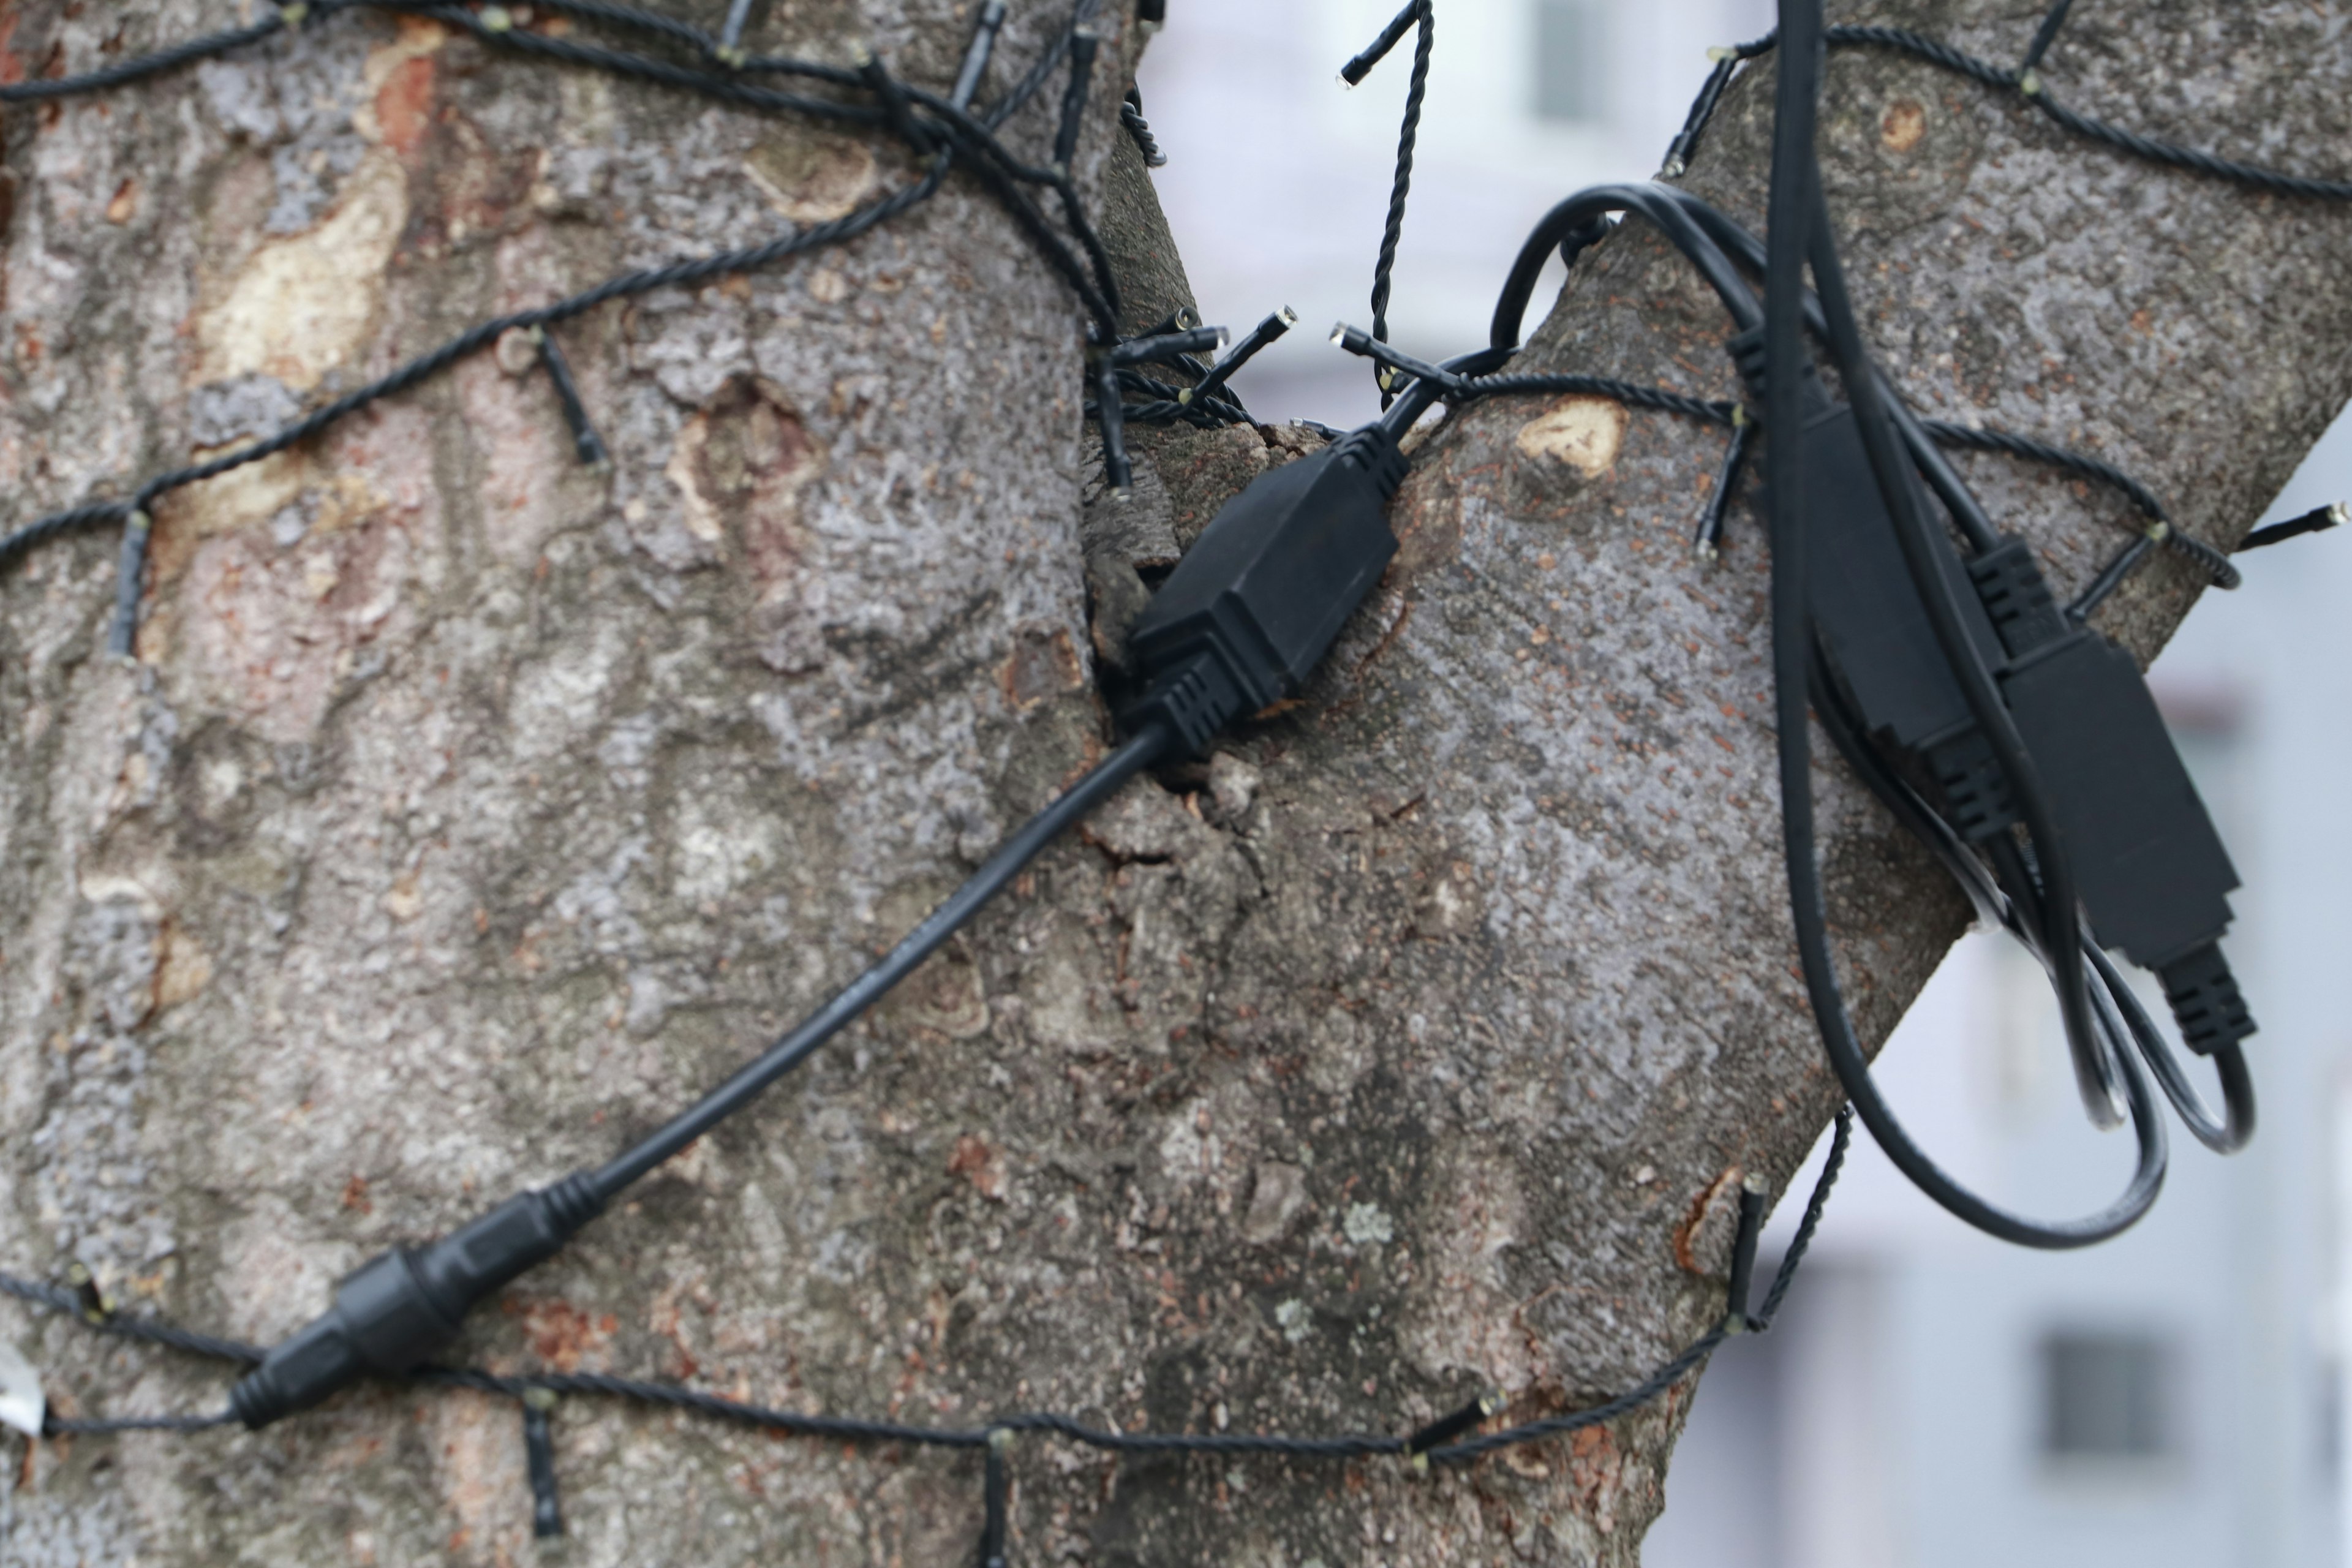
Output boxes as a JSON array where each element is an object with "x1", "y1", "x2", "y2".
[{"x1": 0, "y1": 1, "x2": 2345, "y2": 1565}]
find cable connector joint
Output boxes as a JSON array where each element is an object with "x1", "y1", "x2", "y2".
[{"x1": 229, "y1": 1172, "x2": 606, "y2": 1429}]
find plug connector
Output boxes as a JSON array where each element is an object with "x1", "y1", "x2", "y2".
[
  {"x1": 2158, "y1": 941, "x2": 2256, "y2": 1055},
  {"x1": 229, "y1": 1174, "x2": 604, "y2": 1428},
  {"x1": 1997, "y1": 622, "x2": 2244, "y2": 975},
  {"x1": 1121, "y1": 424, "x2": 1409, "y2": 754}
]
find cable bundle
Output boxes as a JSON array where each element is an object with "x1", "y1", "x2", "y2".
[{"x1": 0, "y1": 0, "x2": 2345, "y2": 1559}]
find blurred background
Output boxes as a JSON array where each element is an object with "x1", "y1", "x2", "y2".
[{"x1": 1136, "y1": 4, "x2": 2352, "y2": 1565}]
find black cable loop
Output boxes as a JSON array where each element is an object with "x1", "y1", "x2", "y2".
[{"x1": 1766, "y1": 0, "x2": 2167, "y2": 1248}]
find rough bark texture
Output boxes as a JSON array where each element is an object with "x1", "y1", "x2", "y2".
[{"x1": 0, "y1": 1, "x2": 2346, "y2": 1564}]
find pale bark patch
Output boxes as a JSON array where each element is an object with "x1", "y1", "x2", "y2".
[
  {"x1": 153, "y1": 925, "x2": 212, "y2": 1011},
  {"x1": 742, "y1": 127, "x2": 878, "y2": 224},
  {"x1": 195, "y1": 151, "x2": 408, "y2": 390},
  {"x1": 1514, "y1": 396, "x2": 1628, "y2": 478},
  {"x1": 665, "y1": 376, "x2": 820, "y2": 595}
]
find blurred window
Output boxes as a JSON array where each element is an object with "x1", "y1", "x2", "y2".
[
  {"x1": 1532, "y1": 0, "x2": 1604, "y2": 123},
  {"x1": 2040, "y1": 1330, "x2": 2174, "y2": 1463}
]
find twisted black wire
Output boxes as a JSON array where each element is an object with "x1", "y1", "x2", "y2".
[
  {"x1": 0, "y1": 12, "x2": 292, "y2": 100},
  {"x1": 1367, "y1": 1, "x2": 1433, "y2": 368},
  {"x1": 2026, "y1": 92, "x2": 2352, "y2": 202},
  {"x1": 0, "y1": 1, "x2": 1125, "y2": 617},
  {"x1": 1454, "y1": 372, "x2": 1735, "y2": 426},
  {"x1": 0, "y1": 1112, "x2": 1845, "y2": 1465},
  {"x1": 1121, "y1": 88, "x2": 1167, "y2": 167},
  {"x1": 1918, "y1": 419, "x2": 2239, "y2": 588},
  {"x1": 1751, "y1": 1107, "x2": 1850, "y2": 1329}
]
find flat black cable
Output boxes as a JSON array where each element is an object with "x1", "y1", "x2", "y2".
[{"x1": 1763, "y1": 0, "x2": 2163, "y2": 1247}]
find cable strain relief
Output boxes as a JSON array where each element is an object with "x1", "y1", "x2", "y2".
[
  {"x1": 1966, "y1": 537, "x2": 2067, "y2": 657},
  {"x1": 2157, "y1": 941, "x2": 2256, "y2": 1055},
  {"x1": 1120, "y1": 650, "x2": 1246, "y2": 758},
  {"x1": 1329, "y1": 423, "x2": 1408, "y2": 501},
  {"x1": 1924, "y1": 726, "x2": 2015, "y2": 842},
  {"x1": 542, "y1": 1170, "x2": 607, "y2": 1235},
  {"x1": 1725, "y1": 325, "x2": 1770, "y2": 404}
]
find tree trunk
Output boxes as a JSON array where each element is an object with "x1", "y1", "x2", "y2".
[{"x1": 1, "y1": 1, "x2": 2345, "y2": 1564}]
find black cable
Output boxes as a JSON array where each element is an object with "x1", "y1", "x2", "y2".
[
  {"x1": 592, "y1": 724, "x2": 1170, "y2": 1196},
  {"x1": 1749, "y1": 1107, "x2": 1851, "y2": 1329},
  {"x1": 1121, "y1": 86, "x2": 1168, "y2": 167},
  {"x1": 0, "y1": 9, "x2": 295, "y2": 100},
  {"x1": 2016, "y1": 0, "x2": 2078, "y2": 77},
  {"x1": 1804, "y1": 164, "x2": 2127, "y2": 1138},
  {"x1": 0, "y1": 2, "x2": 1130, "y2": 654},
  {"x1": 2239, "y1": 502, "x2": 2345, "y2": 552},
  {"x1": 1663, "y1": 21, "x2": 2352, "y2": 205},
  {"x1": 1765, "y1": 0, "x2": 2165, "y2": 1247}
]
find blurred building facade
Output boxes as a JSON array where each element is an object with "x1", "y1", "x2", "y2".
[{"x1": 1137, "y1": 4, "x2": 2352, "y2": 1564}]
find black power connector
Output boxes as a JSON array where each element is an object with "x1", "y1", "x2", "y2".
[
  {"x1": 1727, "y1": 320, "x2": 2254, "y2": 1066},
  {"x1": 1121, "y1": 424, "x2": 1409, "y2": 753},
  {"x1": 230, "y1": 414, "x2": 1420, "y2": 1429},
  {"x1": 1728, "y1": 327, "x2": 2018, "y2": 841},
  {"x1": 1967, "y1": 538, "x2": 2253, "y2": 1054}
]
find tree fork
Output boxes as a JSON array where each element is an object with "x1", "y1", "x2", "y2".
[{"x1": 0, "y1": 1, "x2": 2344, "y2": 1564}]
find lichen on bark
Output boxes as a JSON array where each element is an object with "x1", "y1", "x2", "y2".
[{"x1": 0, "y1": 2, "x2": 2346, "y2": 1566}]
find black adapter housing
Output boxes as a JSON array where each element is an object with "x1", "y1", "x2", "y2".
[
  {"x1": 1970, "y1": 537, "x2": 2252, "y2": 1052},
  {"x1": 1121, "y1": 425, "x2": 1408, "y2": 753},
  {"x1": 1730, "y1": 328, "x2": 2015, "y2": 837},
  {"x1": 1729, "y1": 328, "x2": 2253, "y2": 1055},
  {"x1": 229, "y1": 1174, "x2": 603, "y2": 1429}
]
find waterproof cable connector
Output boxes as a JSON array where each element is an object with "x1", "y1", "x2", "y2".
[
  {"x1": 532, "y1": 329, "x2": 607, "y2": 466},
  {"x1": 1403, "y1": 1392, "x2": 1502, "y2": 1472},
  {"x1": 951, "y1": 0, "x2": 1009, "y2": 110},
  {"x1": 1181, "y1": 307, "x2": 1294, "y2": 406},
  {"x1": 2239, "y1": 500, "x2": 2346, "y2": 552},
  {"x1": 1121, "y1": 418, "x2": 1411, "y2": 754},
  {"x1": 523, "y1": 1387, "x2": 564, "y2": 1538}
]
